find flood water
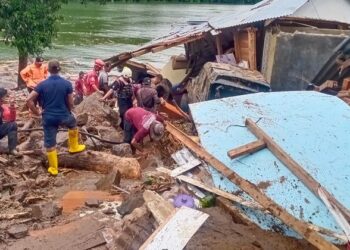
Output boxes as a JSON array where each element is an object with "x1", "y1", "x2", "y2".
[{"x1": 0, "y1": 3, "x2": 247, "y2": 71}]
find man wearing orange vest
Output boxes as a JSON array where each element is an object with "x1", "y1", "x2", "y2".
[{"x1": 20, "y1": 57, "x2": 48, "y2": 92}]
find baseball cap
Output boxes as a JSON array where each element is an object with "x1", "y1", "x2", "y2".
[
  {"x1": 35, "y1": 56, "x2": 44, "y2": 63},
  {"x1": 150, "y1": 121, "x2": 165, "y2": 141}
]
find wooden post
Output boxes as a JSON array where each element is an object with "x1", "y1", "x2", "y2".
[
  {"x1": 247, "y1": 27, "x2": 257, "y2": 70},
  {"x1": 227, "y1": 139, "x2": 266, "y2": 159},
  {"x1": 245, "y1": 118, "x2": 350, "y2": 222},
  {"x1": 233, "y1": 31, "x2": 241, "y2": 62},
  {"x1": 215, "y1": 34, "x2": 223, "y2": 55},
  {"x1": 165, "y1": 122, "x2": 338, "y2": 250}
]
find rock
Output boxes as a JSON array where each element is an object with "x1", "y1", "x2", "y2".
[
  {"x1": 35, "y1": 176, "x2": 50, "y2": 188},
  {"x1": 31, "y1": 202, "x2": 63, "y2": 220},
  {"x1": 53, "y1": 178, "x2": 65, "y2": 187},
  {"x1": 7, "y1": 224, "x2": 28, "y2": 239},
  {"x1": 85, "y1": 199, "x2": 102, "y2": 208},
  {"x1": 102, "y1": 207, "x2": 115, "y2": 215},
  {"x1": 76, "y1": 113, "x2": 89, "y2": 126},
  {"x1": 85, "y1": 137, "x2": 102, "y2": 149},
  {"x1": 56, "y1": 132, "x2": 69, "y2": 147},
  {"x1": 95, "y1": 168, "x2": 121, "y2": 191},
  {"x1": 97, "y1": 126, "x2": 123, "y2": 143},
  {"x1": 111, "y1": 143, "x2": 132, "y2": 157},
  {"x1": 117, "y1": 193, "x2": 144, "y2": 217}
]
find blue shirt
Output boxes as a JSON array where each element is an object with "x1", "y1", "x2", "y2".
[{"x1": 35, "y1": 75, "x2": 73, "y2": 116}]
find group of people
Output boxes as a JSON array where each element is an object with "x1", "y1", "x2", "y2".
[{"x1": 0, "y1": 57, "x2": 169, "y2": 176}]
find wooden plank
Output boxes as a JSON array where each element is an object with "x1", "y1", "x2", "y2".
[
  {"x1": 158, "y1": 167, "x2": 262, "y2": 210},
  {"x1": 227, "y1": 139, "x2": 266, "y2": 159},
  {"x1": 143, "y1": 190, "x2": 175, "y2": 225},
  {"x1": 140, "y1": 206, "x2": 209, "y2": 250},
  {"x1": 342, "y1": 77, "x2": 350, "y2": 91},
  {"x1": 170, "y1": 158, "x2": 201, "y2": 177},
  {"x1": 215, "y1": 34, "x2": 223, "y2": 55},
  {"x1": 245, "y1": 118, "x2": 350, "y2": 223},
  {"x1": 247, "y1": 27, "x2": 257, "y2": 70},
  {"x1": 165, "y1": 122, "x2": 339, "y2": 250}
]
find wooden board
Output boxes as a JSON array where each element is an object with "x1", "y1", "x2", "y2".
[
  {"x1": 245, "y1": 118, "x2": 350, "y2": 222},
  {"x1": 165, "y1": 122, "x2": 339, "y2": 250},
  {"x1": 158, "y1": 167, "x2": 261, "y2": 209},
  {"x1": 170, "y1": 158, "x2": 201, "y2": 177},
  {"x1": 140, "y1": 206, "x2": 209, "y2": 250},
  {"x1": 227, "y1": 139, "x2": 266, "y2": 159}
]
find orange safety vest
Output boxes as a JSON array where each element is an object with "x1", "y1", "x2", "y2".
[{"x1": 20, "y1": 63, "x2": 48, "y2": 89}]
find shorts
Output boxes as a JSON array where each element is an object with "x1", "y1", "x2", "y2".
[{"x1": 42, "y1": 114, "x2": 76, "y2": 148}]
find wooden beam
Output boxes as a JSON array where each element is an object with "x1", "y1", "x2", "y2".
[
  {"x1": 247, "y1": 27, "x2": 257, "y2": 70},
  {"x1": 165, "y1": 122, "x2": 339, "y2": 250},
  {"x1": 140, "y1": 207, "x2": 208, "y2": 250},
  {"x1": 227, "y1": 139, "x2": 266, "y2": 159},
  {"x1": 215, "y1": 34, "x2": 223, "y2": 55},
  {"x1": 233, "y1": 32, "x2": 241, "y2": 62},
  {"x1": 245, "y1": 118, "x2": 350, "y2": 223},
  {"x1": 157, "y1": 167, "x2": 262, "y2": 210}
]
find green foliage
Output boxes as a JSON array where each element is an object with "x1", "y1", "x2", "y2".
[{"x1": 0, "y1": 0, "x2": 67, "y2": 57}]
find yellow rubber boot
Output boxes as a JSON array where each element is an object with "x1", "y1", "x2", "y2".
[
  {"x1": 47, "y1": 150, "x2": 58, "y2": 176},
  {"x1": 68, "y1": 128, "x2": 86, "y2": 153}
]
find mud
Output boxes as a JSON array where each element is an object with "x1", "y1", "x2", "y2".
[{"x1": 186, "y1": 207, "x2": 316, "y2": 250}]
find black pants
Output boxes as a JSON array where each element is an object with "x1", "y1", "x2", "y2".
[
  {"x1": 0, "y1": 122, "x2": 18, "y2": 152},
  {"x1": 123, "y1": 120, "x2": 136, "y2": 154},
  {"x1": 118, "y1": 97, "x2": 133, "y2": 129}
]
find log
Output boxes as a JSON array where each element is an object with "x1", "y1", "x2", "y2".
[
  {"x1": 245, "y1": 118, "x2": 350, "y2": 222},
  {"x1": 58, "y1": 150, "x2": 141, "y2": 179},
  {"x1": 165, "y1": 122, "x2": 338, "y2": 250},
  {"x1": 227, "y1": 139, "x2": 266, "y2": 159}
]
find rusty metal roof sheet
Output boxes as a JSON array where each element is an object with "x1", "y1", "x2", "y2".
[
  {"x1": 209, "y1": 0, "x2": 307, "y2": 30},
  {"x1": 139, "y1": 22, "x2": 211, "y2": 49}
]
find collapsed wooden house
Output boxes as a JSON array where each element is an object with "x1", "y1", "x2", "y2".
[{"x1": 105, "y1": 0, "x2": 350, "y2": 100}]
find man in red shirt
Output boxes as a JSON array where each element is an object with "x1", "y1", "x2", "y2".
[
  {"x1": 0, "y1": 88, "x2": 20, "y2": 156},
  {"x1": 124, "y1": 107, "x2": 165, "y2": 154},
  {"x1": 74, "y1": 71, "x2": 85, "y2": 105},
  {"x1": 84, "y1": 59, "x2": 105, "y2": 96}
]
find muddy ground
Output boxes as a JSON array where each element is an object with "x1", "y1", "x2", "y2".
[{"x1": 0, "y1": 60, "x2": 327, "y2": 250}]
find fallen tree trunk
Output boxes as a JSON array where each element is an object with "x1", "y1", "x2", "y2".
[{"x1": 58, "y1": 150, "x2": 141, "y2": 179}]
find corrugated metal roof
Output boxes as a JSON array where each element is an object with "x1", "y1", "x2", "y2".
[
  {"x1": 209, "y1": 0, "x2": 307, "y2": 30},
  {"x1": 139, "y1": 22, "x2": 210, "y2": 50},
  {"x1": 292, "y1": 0, "x2": 350, "y2": 24}
]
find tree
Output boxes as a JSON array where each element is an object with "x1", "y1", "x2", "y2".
[{"x1": 0, "y1": 0, "x2": 67, "y2": 88}]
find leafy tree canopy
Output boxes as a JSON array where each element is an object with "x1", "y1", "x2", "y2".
[{"x1": 0, "y1": 0, "x2": 68, "y2": 58}]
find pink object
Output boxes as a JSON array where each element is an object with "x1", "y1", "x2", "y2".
[
  {"x1": 95, "y1": 59, "x2": 105, "y2": 67},
  {"x1": 2, "y1": 105, "x2": 16, "y2": 122},
  {"x1": 83, "y1": 70, "x2": 99, "y2": 96}
]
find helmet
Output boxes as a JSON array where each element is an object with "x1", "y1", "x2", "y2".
[
  {"x1": 94, "y1": 59, "x2": 105, "y2": 68},
  {"x1": 121, "y1": 67, "x2": 132, "y2": 78}
]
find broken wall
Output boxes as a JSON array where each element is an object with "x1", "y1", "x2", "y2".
[{"x1": 262, "y1": 26, "x2": 350, "y2": 91}]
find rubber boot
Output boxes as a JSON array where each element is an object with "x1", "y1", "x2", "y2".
[
  {"x1": 68, "y1": 128, "x2": 86, "y2": 153},
  {"x1": 47, "y1": 150, "x2": 58, "y2": 176}
]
